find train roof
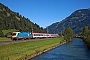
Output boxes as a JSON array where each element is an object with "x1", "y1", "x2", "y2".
[
  {"x1": 32, "y1": 32, "x2": 47, "y2": 33},
  {"x1": 32, "y1": 32, "x2": 58, "y2": 34}
]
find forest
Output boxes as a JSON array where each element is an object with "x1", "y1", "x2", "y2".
[{"x1": 0, "y1": 3, "x2": 45, "y2": 37}]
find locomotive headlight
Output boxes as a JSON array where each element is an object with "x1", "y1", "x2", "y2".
[{"x1": 12, "y1": 36, "x2": 16, "y2": 38}]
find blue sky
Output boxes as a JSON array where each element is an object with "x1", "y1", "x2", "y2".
[{"x1": 0, "y1": 0, "x2": 90, "y2": 28}]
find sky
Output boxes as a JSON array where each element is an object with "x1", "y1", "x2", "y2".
[{"x1": 0, "y1": 0, "x2": 90, "y2": 28}]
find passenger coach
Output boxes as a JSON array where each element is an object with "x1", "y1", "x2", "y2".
[{"x1": 31, "y1": 32, "x2": 59, "y2": 38}]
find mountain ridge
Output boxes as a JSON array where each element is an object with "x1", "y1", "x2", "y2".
[{"x1": 46, "y1": 8, "x2": 90, "y2": 34}]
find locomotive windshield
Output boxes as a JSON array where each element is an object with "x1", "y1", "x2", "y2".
[{"x1": 12, "y1": 33, "x2": 16, "y2": 36}]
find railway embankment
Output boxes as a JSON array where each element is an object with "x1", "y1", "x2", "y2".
[{"x1": 0, "y1": 38, "x2": 67, "y2": 60}]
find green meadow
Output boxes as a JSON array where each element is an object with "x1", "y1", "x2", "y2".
[
  {"x1": 0, "y1": 38, "x2": 65, "y2": 60},
  {"x1": 2, "y1": 29, "x2": 16, "y2": 36},
  {"x1": 0, "y1": 37, "x2": 11, "y2": 42},
  {"x1": 0, "y1": 29, "x2": 16, "y2": 42}
]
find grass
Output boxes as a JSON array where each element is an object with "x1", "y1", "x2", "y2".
[
  {"x1": 0, "y1": 29, "x2": 16, "y2": 42},
  {"x1": 0, "y1": 37, "x2": 11, "y2": 42},
  {"x1": 0, "y1": 38, "x2": 65, "y2": 60},
  {"x1": 2, "y1": 29, "x2": 16, "y2": 35}
]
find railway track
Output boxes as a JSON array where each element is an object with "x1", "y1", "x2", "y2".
[{"x1": 0, "y1": 38, "x2": 50, "y2": 46}]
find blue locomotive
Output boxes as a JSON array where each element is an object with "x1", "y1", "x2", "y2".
[{"x1": 11, "y1": 32, "x2": 32, "y2": 40}]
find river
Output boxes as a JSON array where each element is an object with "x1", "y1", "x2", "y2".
[{"x1": 30, "y1": 38, "x2": 90, "y2": 60}]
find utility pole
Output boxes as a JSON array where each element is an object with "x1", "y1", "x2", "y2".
[
  {"x1": 32, "y1": 27, "x2": 33, "y2": 33},
  {"x1": 61, "y1": 31, "x2": 62, "y2": 37},
  {"x1": 31, "y1": 24, "x2": 33, "y2": 33},
  {"x1": 47, "y1": 27, "x2": 48, "y2": 39}
]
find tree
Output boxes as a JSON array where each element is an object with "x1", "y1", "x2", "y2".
[
  {"x1": 81, "y1": 26, "x2": 89, "y2": 39},
  {"x1": 0, "y1": 31, "x2": 4, "y2": 37},
  {"x1": 16, "y1": 12, "x2": 19, "y2": 16},
  {"x1": 64, "y1": 27, "x2": 74, "y2": 42},
  {"x1": 82, "y1": 26, "x2": 90, "y2": 47},
  {"x1": 19, "y1": 27, "x2": 23, "y2": 32},
  {"x1": 0, "y1": 29, "x2": 4, "y2": 37},
  {"x1": 58, "y1": 31, "x2": 63, "y2": 37}
]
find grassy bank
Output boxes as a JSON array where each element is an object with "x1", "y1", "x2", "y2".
[
  {"x1": 0, "y1": 38, "x2": 65, "y2": 60},
  {"x1": 0, "y1": 37, "x2": 11, "y2": 42},
  {"x1": 2, "y1": 29, "x2": 16, "y2": 36}
]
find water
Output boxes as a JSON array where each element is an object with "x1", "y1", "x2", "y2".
[{"x1": 30, "y1": 38, "x2": 90, "y2": 60}]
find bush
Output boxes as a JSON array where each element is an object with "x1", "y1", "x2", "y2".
[
  {"x1": 0, "y1": 30, "x2": 4, "y2": 37},
  {"x1": 5, "y1": 32, "x2": 12, "y2": 37}
]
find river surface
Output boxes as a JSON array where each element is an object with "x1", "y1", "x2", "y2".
[{"x1": 30, "y1": 38, "x2": 90, "y2": 60}]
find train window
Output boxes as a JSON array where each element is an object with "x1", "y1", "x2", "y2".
[
  {"x1": 40, "y1": 34, "x2": 43, "y2": 36},
  {"x1": 46, "y1": 34, "x2": 49, "y2": 36},
  {"x1": 34, "y1": 34, "x2": 39, "y2": 36},
  {"x1": 34, "y1": 34, "x2": 44, "y2": 36},
  {"x1": 34, "y1": 34, "x2": 36, "y2": 36}
]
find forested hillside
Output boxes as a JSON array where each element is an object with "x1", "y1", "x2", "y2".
[
  {"x1": 0, "y1": 3, "x2": 45, "y2": 33},
  {"x1": 46, "y1": 8, "x2": 90, "y2": 34}
]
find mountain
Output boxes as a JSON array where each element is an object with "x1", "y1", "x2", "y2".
[
  {"x1": 0, "y1": 3, "x2": 45, "y2": 32},
  {"x1": 46, "y1": 8, "x2": 90, "y2": 34}
]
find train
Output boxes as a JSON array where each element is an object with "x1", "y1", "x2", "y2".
[{"x1": 11, "y1": 32, "x2": 59, "y2": 40}]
